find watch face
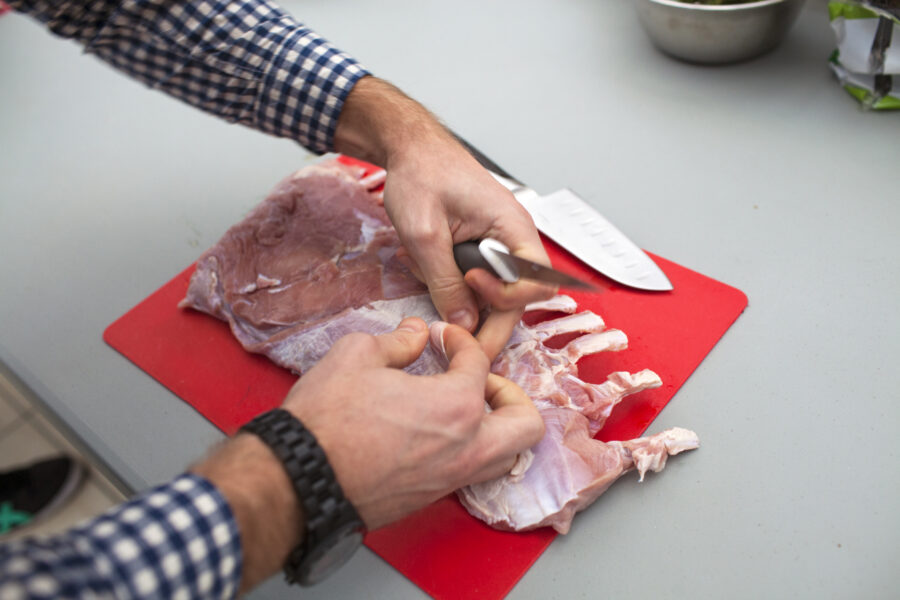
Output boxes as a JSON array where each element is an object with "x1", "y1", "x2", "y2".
[{"x1": 299, "y1": 522, "x2": 365, "y2": 585}]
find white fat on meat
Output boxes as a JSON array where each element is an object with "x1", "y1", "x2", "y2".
[
  {"x1": 459, "y1": 412, "x2": 699, "y2": 534},
  {"x1": 180, "y1": 161, "x2": 699, "y2": 535}
]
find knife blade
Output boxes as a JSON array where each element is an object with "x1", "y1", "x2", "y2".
[
  {"x1": 454, "y1": 134, "x2": 674, "y2": 291},
  {"x1": 453, "y1": 239, "x2": 597, "y2": 291}
]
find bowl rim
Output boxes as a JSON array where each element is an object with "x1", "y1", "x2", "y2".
[{"x1": 642, "y1": 0, "x2": 796, "y2": 11}]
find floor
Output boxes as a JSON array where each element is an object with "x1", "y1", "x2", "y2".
[{"x1": 0, "y1": 370, "x2": 128, "y2": 542}]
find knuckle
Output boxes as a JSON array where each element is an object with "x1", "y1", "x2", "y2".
[
  {"x1": 405, "y1": 220, "x2": 442, "y2": 246},
  {"x1": 444, "y1": 405, "x2": 480, "y2": 436},
  {"x1": 428, "y1": 274, "x2": 466, "y2": 295},
  {"x1": 438, "y1": 391, "x2": 483, "y2": 436},
  {"x1": 455, "y1": 389, "x2": 488, "y2": 430}
]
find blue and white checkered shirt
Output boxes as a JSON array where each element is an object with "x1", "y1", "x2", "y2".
[
  {"x1": 1, "y1": 2, "x2": 368, "y2": 596},
  {"x1": 8, "y1": 0, "x2": 370, "y2": 153},
  {"x1": 0, "y1": 474, "x2": 242, "y2": 599}
]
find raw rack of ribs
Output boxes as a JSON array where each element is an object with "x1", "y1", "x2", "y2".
[
  {"x1": 461, "y1": 295, "x2": 699, "y2": 533},
  {"x1": 180, "y1": 160, "x2": 699, "y2": 534}
]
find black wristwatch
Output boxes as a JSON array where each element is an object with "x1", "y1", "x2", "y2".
[{"x1": 240, "y1": 408, "x2": 366, "y2": 586}]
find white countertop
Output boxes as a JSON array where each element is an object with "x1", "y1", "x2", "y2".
[{"x1": 1, "y1": 1, "x2": 897, "y2": 598}]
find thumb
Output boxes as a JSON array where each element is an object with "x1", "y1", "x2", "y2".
[{"x1": 370, "y1": 317, "x2": 430, "y2": 369}]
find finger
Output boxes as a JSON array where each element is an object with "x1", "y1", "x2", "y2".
[
  {"x1": 483, "y1": 199, "x2": 552, "y2": 267},
  {"x1": 464, "y1": 270, "x2": 557, "y2": 312},
  {"x1": 484, "y1": 373, "x2": 537, "y2": 414},
  {"x1": 463, "y1": 375, "x2": 544, "y2": 483},
  {"x1": 508, "y1": 238, "x2": 551, "y2": 266},
  {"x1": 466, "y1": 450, "x2": 531, "y2": 488},
  {"x1": 477, "y1": 206, "x2": 557, "y2": 309},
  {"x1": 498, "y1": 215, "x2": 552, "y2": 267},
  {"x1": 371, "y1": 317, "x2": 430, "y2": 369},
  {"x1": 403, "y1": 226, "x2": 480, "y2": 331},
  {"x1": 429, "y1": 321, "x2": 490, "y2": 382},
  {"x1": 475, "y1": 308, "x2": 523, "y2": 361},
  {"x1": 468, "y1": 172, "x2": 549, "y2": 267}
]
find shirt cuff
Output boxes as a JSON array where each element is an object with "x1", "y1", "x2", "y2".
[{"x1": 75, "y1": 473, "x2": 243, "y2": 598}]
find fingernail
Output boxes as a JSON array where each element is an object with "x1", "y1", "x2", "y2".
[
  {"x1": 397, "y1": 318, "x2": 426, "y2": 333},
  {"x1": 448, "y1": 309, "x2": 475, "y2": 331},
  {"x1": 429, "y1": 321, "x2": 449, "y2": 358}
]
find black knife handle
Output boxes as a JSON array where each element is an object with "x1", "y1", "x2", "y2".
[{"x1": 453, "y1": 242, "x2": 497, "y2": 278}]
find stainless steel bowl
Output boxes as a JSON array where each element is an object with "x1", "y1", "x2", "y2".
[{"x1": 636, "y1": 0, "x2": 806, "y2": 65}]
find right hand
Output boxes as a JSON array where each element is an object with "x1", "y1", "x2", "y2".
[
  {"x1": 333, "y1": 76, "x2": 556, "y2": 359},
  {"x1": 381, "y1": 137, "x2": 556, "y2": 359},
  {"x1": 280, "y1": 317, "x2": 545, "y2": 529}
]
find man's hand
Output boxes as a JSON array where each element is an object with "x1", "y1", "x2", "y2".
[
  {"x1": 283, "y1": 318, "x2": 544, "y2": 529},
  {"x1": 194, "y1": 320, "x2": 543, "y2": 590},
  {"x1": 334, "y1": 76, "x2": 555, "y2": 358}
]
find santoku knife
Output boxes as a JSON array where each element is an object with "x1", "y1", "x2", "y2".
[{"x1": 454, "y1": 134, "x2": 673, "y2": 291}]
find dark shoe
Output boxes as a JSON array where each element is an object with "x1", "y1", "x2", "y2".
[{"x1": 0, "y1": 455, "x2": 85, "y2": 535}]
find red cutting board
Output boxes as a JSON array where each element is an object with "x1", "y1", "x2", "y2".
[{"x1": 104, "y1": 162, "x2": 747, "y2": 599}]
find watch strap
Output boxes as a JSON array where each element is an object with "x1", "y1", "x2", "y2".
[{"x1": 240, "y1": 408, "x2": 364, "y2": 584}]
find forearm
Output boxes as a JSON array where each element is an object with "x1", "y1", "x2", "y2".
[
  {"x1": 191, "y1": 434, "x2": 302, "y2": 593},
  {"x1": 9, "y1": 0, "x2": 369, "y2": 153},
  {"x1": 334, "y1": 76, "x2": 457, "y2": 169}
]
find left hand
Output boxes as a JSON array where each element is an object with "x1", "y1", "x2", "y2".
[
  {"x1": 282, "y1": 318, "x2": 544, "y2": 529},
  {"x1": 193, "y1": 319, "x2": 544, "y2": 591}
]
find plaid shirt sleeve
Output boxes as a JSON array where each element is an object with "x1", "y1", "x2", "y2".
[
  {"x1": 0, "y1": 474, "x2": 242, "y2": 599},
  {"x1": 8, "y1": 0, "x2": 370, "y2": 153}
]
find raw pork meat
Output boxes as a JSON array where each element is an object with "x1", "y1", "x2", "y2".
[
  {"x1": 180, "y1": 161, "x2": 443, "y2": 374},
  {"x1": 181, "y1": 160, "x2": 699, "y2": 534},
  {"x1": 459, "y1": 297, "x2": 700, "y2": 533}
]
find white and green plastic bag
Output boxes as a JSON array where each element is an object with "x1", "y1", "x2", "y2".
[{"x1": 828, "y1": 1, "x2": 900, "y2": 109}]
